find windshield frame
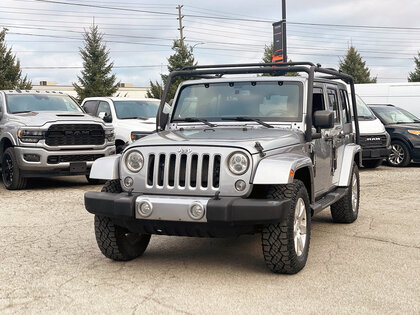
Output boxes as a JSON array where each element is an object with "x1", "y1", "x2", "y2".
[
  {"x1": 5, "y1": 94, "x2": 83, "y2": 114},
  {"x1": 355, "y1": 95, "x2": 376, "y2": 121},
  {"x1": 113, "y1": 100, "x2": 161, "y2": 120},
  {"x1": 170, "y1": 80, "x2": 304, "y2": 124}
]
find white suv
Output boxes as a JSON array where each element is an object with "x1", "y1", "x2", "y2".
[{"x1": 82, "y1": 97, "x2": 161, "y2": 153}]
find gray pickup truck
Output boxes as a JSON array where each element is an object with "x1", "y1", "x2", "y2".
[
  {"x1": 0, "y1": 90, "x2": 115, "y2": 190},
  {"x1": 85, "y1": 62, "x2": 361, "y2": 274}
]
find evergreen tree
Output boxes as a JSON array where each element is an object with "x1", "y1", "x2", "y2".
[
  {"x1": 73, "y1": 25, "x2": 118, "y2": 100},
  {"x1": 408, "y1": 51, "x2": 420, "y2": 82},
  {"x1": 339, "y1": 46, "x2": 377, "y2": 83},
  {"x1": 0, "y1": 28, "x2": 32, "y2": 90},
  {"x1": 146, "y1": 40, "x2": 196, "y2": 101}
]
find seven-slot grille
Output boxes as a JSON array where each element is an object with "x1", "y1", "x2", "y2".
[
  {"x1": 146, "y1": 152, "x2": 221, "y2": 191},
  {"x1": 359, "y1": 135, "x2": 387, "y2": 148},
  {"x1": 46, "y1": 124, "x2": 105, "y2": 146}
]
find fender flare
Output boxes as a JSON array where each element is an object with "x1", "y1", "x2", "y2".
[
  {"x1": 338, "y1": 143, "x2": 362, "y2": 187},
  {"x1": 0, "y1": 133, "x2": 17, "y2": 155},
  {"x1": 252, "y1": 154, "x2": 313, "y2": 185},
  {"x1": 89, "y1": 155, "x2": 120, "y2": 180}
]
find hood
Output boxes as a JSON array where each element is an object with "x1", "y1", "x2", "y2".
[
  {"x1": 9, "y1": 111, "x2": 106, "y2": 127},
  {"x1": 115, "y1": 118, "x2": 156, "y2": 132},
  {"x1": 357, "y1": 118, "x2": 386, "y2": 134},
  {"x1": 130, "y1": 127, "x2": 303, "y2": 154}
]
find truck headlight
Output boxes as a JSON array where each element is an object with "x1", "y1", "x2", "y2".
[
  {"x1": 18, "y1": 129, "x2": 45, "y2": 143},
  {"x1": 228, "y1": 151, "x2": 249, "y2": 175},
  {"x1": 125, "y1": 150, "x2": 144, "y2": 173},
  {"x1": 105, "y1": 129, "x2": 115, "y2": 142}
]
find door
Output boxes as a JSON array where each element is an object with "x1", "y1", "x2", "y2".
[{"x1": 312, "y1": 86, "x2": 334, "y2": 196}]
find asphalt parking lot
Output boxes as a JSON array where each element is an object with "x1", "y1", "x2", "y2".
[{"x1": 0, "y1": 165, "x2": 419, "y2": 314}]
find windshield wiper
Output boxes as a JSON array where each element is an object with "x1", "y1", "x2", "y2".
[
  {"x1": 12, "y1": 111, "x2": 32, "y2": 114},
  {"x1": 222, "y1": 117, "x2": 274, "y2": 128},
  {"x1": 177, "y1": 117, "x2": 217, "y2": 128}
]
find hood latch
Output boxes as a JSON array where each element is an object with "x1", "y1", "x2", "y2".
[{"x1": 254, "y1": 141, "x2": 266, "y2": 158}]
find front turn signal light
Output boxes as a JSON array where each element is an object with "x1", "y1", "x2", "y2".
[{"x1": 408, "y1": 130, "x2": 420, "y2": 135}]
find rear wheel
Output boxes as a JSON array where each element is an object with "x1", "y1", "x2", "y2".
[
  {"x1": 362, "y1": 159, "x2": 383, "y2": 169},
  {"x1": 330, "y1": 163, "x2": 360, "y2": 223},
  {"x1": 261, "y1": 180, "x2": 311, "y2": 274},
  {"x1": 94, "y1": 180, "x2": 151, "y2": 261},
  {"x1": 387, "y1": 141, "x2": 411, "y2": 167},
  {"x1": 1, "y1": 147, "x2": 27, "y2": 190}
]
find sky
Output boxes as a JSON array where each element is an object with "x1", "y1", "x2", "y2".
[{"x1": 1, "y1": 0, "x2": 420, "y2": 87}]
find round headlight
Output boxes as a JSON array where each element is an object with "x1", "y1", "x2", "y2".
[
  {"x1": 228, "y1": 151, "x2": 249, "y2": 175},
  {"x1": 125, "y1": 150, "x2": 144, "y2": 173}
]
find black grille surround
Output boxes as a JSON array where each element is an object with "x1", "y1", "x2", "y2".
[
  {"x1": 45, "y1": 124, "x2": 105, "y2": 146},
  {"x1": 359, "y1": 135, "x2": 387, "y2": 148},
  {"x1": 47, "y1": 154, "x2": 104, "y2": 164}
]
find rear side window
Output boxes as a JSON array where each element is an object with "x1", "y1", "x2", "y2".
[
  {"x1": 327, "y1": 88, "x2": 340, "y2": 123},
  {"x1": 339, "y1": 90, "x2": 351, "y2": 123},
  {"x1": 83, "y1": 100, "x2": 98, "y2": 115}
]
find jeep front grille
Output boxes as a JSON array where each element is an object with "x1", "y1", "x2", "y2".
[
  {"x1": 146, "y1": 152, "x2": 221, "y2": 190},
  {"x1": 359, "y1": 135, "x2": 387, "y2": 148},
  {"x1": 46, "y1": 124, "x2": 105, "y2": 146}
]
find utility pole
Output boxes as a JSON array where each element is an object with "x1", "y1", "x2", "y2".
[
  {"x1": 282, "y1": 0, "x2": 287, "y2": 62},
  {"x1": 176, "y1": 5, "x2": 185, "y2": 47}
]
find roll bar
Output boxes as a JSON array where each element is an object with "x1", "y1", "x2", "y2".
[{"x1": 156, "y1": 62, "x2": 359, "y2": 144}]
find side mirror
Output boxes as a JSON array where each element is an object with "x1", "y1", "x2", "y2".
[
  {"x1": 313, "y1": 110, "x2": 334, "y2": 132},
  {"x1": 98, "y1": 112, "x2": 112, "y2": 123},
  {"x1": 168, "y1": 99, "x2": 174, "y2": 106}
]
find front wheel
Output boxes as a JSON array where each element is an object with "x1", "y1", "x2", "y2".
[
  {"x1": 387, "y1": 141, "x2": 411, "y2": 167},
  {"x1": 261, "y1": 180, "x2": 311, "y2": 274},
  {"x1": 330, "y1": 163, "x2": 360, "y2": 223},
  {"x1": 1, "y1": 147, "x2": 27, "y2": 190}
]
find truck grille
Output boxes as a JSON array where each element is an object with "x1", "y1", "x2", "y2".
[
  {"x1": 359, "y1": 135, "x2": 387, "y2": 148},
  {"x1": 46, "y1": 124, "x2": 105, "y2": 146},
  {"x1": 146, "y1": 152, "x2": 221, "y2": 190},
  {"x1": 47, "y1": 154, "x2": 104, "y2": 164}
]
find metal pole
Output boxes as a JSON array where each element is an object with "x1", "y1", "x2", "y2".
[
  {"x1": 282, "y1": 0, "x2": 287, "y2": 63},
  {"x1": 177, "y1": 5, "x2": 185, "y2": 47}
]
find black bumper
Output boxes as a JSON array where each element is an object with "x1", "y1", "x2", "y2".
[
  {"x1": 85, "y1": 192, "x2": 291, "y2": 225},
  {"x1": 362, "y1": 146, "x2": 391, "y2": 160}
]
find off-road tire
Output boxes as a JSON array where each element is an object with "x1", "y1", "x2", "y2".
[
  {"x1": 386, "y1": 140, "x2": 411, "y2": 167},
  {"x1": 362, "y1": 159, "x2": 382, "y2": 169},
  {"x1": 261, "y1": 180, "x2": 311, "y2": 274},
  {"x1": 94, "y1": 180, "x2": 151, "y2": 261},
  {"x1": 330, "y1": 163, "x2": 360, "y2": 223},
  {"x1": 1, "y1": 147, "x2": 27, "y2": 190}
]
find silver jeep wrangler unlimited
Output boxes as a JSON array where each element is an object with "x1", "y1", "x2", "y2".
[{"x1": 85, "y1": 62, "x2": 361, "y2": 274}]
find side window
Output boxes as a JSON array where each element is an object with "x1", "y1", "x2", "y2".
[
  {"x1": 327, "y1": 88, "x2": 340, "y2": 124},
  {"x1": 339, "y1": 90, "x2": 351, "y2": 124},
  {"x1": 83, "y1": 100, "x2": 98, "y2": 115},
  {"x1": 312, "y1": 87, "x2": 325, "y2": 114},
  {"x1": 96, "y1": 101, "x2": 112, "y2": 121}
]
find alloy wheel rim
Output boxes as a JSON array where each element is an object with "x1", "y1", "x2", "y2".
[
  {"x1": 293, "y1": 198, "x2": 307, "y2": 257},
  {"x1": 351, "y1": 175, "x2": 358, "y2": 213},
  {"x1": 388, "y1": 144, "x2": 404, "y2": 165},
  {"x1": 3, "y1": 155, "x2": 14, "y2": 185}
]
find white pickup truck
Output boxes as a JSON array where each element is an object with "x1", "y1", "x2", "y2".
[{"x1": 81, "y1": 97, "x2": 162, "y2": 153}]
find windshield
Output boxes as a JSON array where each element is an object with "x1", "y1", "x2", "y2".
[
  {"x1": 371, "y1": 106, "x2": 420, "y2": 124},
  {"x1": 113, "y1": 100, "x2": 160, "y2": 119},
  {"x1": 6, "y1": 94, "x2": 82, "y2": 114},
  {"x1": 356, "y1": 95, "x2": 376, "y2": 120},
  {"x1": 172, "y1": 81, "x2": 303, "y2": 122}
]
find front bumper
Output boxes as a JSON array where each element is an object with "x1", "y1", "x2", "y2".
[
  {"x1": 85, "y1": 192, "x2": 291, "y2": 226},
  {"x1": 362, "y1": 146, "x2": 391, "y2": 160},
  {"x1": 15, "y1": 145, "x2": 116, "y2": 176}
]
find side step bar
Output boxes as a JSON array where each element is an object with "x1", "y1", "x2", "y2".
[{"x1": 310, "y1": 187, "x2": 349, "y2": 215}]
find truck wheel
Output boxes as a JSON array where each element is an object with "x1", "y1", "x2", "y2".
[
  {"x1": 1, "y1": 147, "x2": 27, "y2": 190},
  {"x1": 94, "y1": 180, "x2": 151, "y2": 261},
  {"x1": 362, "y1": 159, "x2": 382, "y2": 169},
  {"x1": 387, "y1": 140, "x2": 411, "y2": 167},
  {"x1": 261, "y1": 180, "x2": 311, "y2": 274},
  {"x1": 330, "y1": 163, "x2": 360, "y2": 223}
]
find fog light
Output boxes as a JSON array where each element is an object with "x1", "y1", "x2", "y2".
[
  {"x1": 188, "y1": 202, "x2": 205, "y2": 220},
  {"x1": 123, "y1": 176, "x2": 133, "y2": 188},
  {"x1": 137, "y1": 200, "x2": 153, "y2": 217},
  {"x1": 235, "y1": 180, "x2": 246, "y2": 192},
  {"x1": 23, "y1": 154, "x2": 40, "y2": 162}
]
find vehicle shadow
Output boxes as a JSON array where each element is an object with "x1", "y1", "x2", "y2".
[{"x1": 0, "y1": 174, "x2": 96, "y2": 190}]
